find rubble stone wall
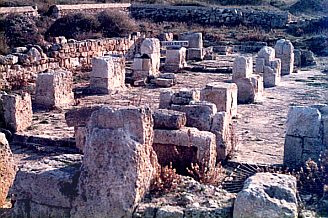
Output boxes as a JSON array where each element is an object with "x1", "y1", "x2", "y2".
[
  {"x1": 0, "y1": 6, "x2": 38, "y2": 17},
  {"x1": 130, "y1": 5, "x2": 291, "y2": 28},
  {"x1": 0, "y1": 36, "x2": 140, "y2": 89}
]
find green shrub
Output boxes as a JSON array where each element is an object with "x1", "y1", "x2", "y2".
[
  {"x1": 97, "y1": 10, "x2": 137, "y2": 38},
  {"x1": 45, "y1": 13, "x2": 100, "y2": 40},
  {"x1": 3, "y1": 14, "x2": 44, "y2": 48}
]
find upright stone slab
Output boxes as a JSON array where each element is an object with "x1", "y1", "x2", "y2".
[
  {"x1": 90, "y1": 55, "x2": 125, "y2": 94},
  {"x1": 140, "y1": 38, "x2": 161, "y2": 76},
  {"x1": 0, "y1": 133, "x2": 16, "y2": 207},
  {"x1": 164, "y1": 47, "x2": 187, "y2": 72},
  {"x1": 132, "y1": 55, "x2": 153, "y2": 80},
  {"x1": 1, "y1": 93, "x2": 32, "y2": 132},
  {"x1": 235, "y1": 76, "x2": 263, "y2": 104},
  {"x1": 35, "y1": 69, "x2": 74, "y2": 108},
  {"x1": 257, "y1": 46, "x2": 275, "y2": 65},
  {"x1": 263, "y1": 58, "x2": 281, "y2": 88},
  {"x1": 232, "y1": 56, "x2": 253, "y2": 81},
  {"x1": 200, "y1": 82, "x2": 238, "y2": 117},
  {"x1": 275, "y1": 39, "x2": 294, "y2": 75},
  {"x1": 71, "y1": 106, "x2": 159, "y2": 218},
  {"x1": 179, "y1": 32, "x2": 203, "y2": 60},
  {"x1": 283, "y1": 105, "x2": 327, "y2": 168}
]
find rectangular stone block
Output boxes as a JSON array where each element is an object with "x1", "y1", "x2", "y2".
[
  {"x1": 71, "y1": 106, "x2": 159, "y2": 218},
  {"x1": 75, "y1": 126, "x2": 87, "y2": 152},
  {"x1": 2, "y1": 93, "x2": 32, "y2": 132},
  {"x1": 283, "y1": 135, "x2": 303, "y2": 168},
  {"x1": 179, "y1": 32, "x2": 203, "y2": 48},
  {"x1": 171, "y1": 101, "x2": 217, "y2": 132},
  {"x1": 210, "y1": 112, "x2": 233, "y2": 161},
  {"x1": 153, "y1": 109, "x2": 186, "y2": 130},
  {"x1": 65, "y1": 106, "x2": 102, "y2": 127},
  {"x1": 35, "y1": 69, "x2": 74, "y2": 108},
  {"x1": 165, "y1": 47, "x2": 187, "y2": 72},
  {"x1": 232, "y1": 56, "x2": 253, "y2": 81},
  {"x1": 153, "y1": 127, "x2": 216, "y2": 170},
  {"x1": 255, "y1": 58, "x2": 265, "y2": 73},
  {"x1": 159, "y1": 90, "x2": 174, "y2": 109},
  {"x1": 187, "y1": 48, "x2": 204, "y2": 61},
  {"x1": 263, "y1": 66, "x2": 280, "y2": 88},
  {"x1": 11, "y1": 154, "x2": 82, "y2": 209},
  {"x1": 200, "y1": 82, "x2": 238, "y2": 117},
  {"x1": 286, "y1": 106, "x2": 321, "y2": 138}
]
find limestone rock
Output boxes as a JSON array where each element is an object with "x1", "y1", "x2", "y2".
[
  {"x1": 286, "y1": 106, "x2": 321, "y2": 138},
  {"x1": 233, "y1": 173, "x2": 298, "y2": 218},
  {"x1": 65, "y1": 106, "x2": 102, "y2": 127},
  {"x1": 258, "y1": 46, "x2": 275, "y2": 65},
  {"x1": 153, "y1": 109, "x2": 186, "y2": 130},
  {"x1": 232, "y1": 56, "x2": 253, "y2": 81},
  {"x1": 156, "y1": 206, "x2": 184, "y2": 218},
  {"x1": 71, "y1": 106, "x2": 159, "y2": 218},
  {"x1": 0, "y1": 133, "x2": 16, "y2": 207}
]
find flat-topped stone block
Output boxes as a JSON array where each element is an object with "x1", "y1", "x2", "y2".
[
  {"x1": 232, "y1": 56, "x2": 253, "y2": 81},
  {"x1": 200, "y1": 82, "x2": 238, "y2": 117},
  {"x1": 35, "y1": 69, "x2": 74, "y2": 108},
  {"x1": 153, "y1": 109, "x2": 186, "y2": 130}
]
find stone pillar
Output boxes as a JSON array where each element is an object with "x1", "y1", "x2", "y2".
[
  {"x1": 263, "y1": 58, "x2": 281, "y2": 88},
  {"x1": 132, "y1": 55, "x2": 153, "y2": 80},
  {"x1": 164, "y1": 47, "x2": 187, "y2": 72},
  {"x1": 274, "y1": 39, "x2": 294, "y2": 75},
  {"x1": 35, "y1": 69, "x2": 74, "y2": 108},
  {"x1": 1, "y1": 93, "x2": 32, "y2": 132},
  {"x1": 0, "y1": 133, "x2": 16, "y2": 207},
  {"x1": 200, "y1": 82, "x2": 238, "y2": 118},
  {"x1": 90, "y1": 55, "x2": 125, "y2": 94},
  {"x1": 71, "y1": 106, "x2": 159, "y2": 218},
  {"x1": 283, "y1": 105, "x2": 328, "y2": 168},
  {"x1": 179, "y1": 32, "x2": 204, "y2": 60},
  {"x1": 139, "y1": 38, "x2": 160, "y2": 77},
  {"x1": 232, "y1": 56, "x2": 264, "y2": 103}
]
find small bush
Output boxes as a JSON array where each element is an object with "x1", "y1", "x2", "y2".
[
  {"x1": 97, "y1": 10, "x2": 137, "y2": 38},
  {"x1": 187, "y1": 162, "x2": 225, "y2": 186},
  {"x1": 45, "y1": 13, "x2": 100, "y2": 40},
  {"x1": 150, "y1": 163, "x2": 181, "y2": 196},
  {"x1": 2, "y1": 14, "x2": 44, "y2": 49}
]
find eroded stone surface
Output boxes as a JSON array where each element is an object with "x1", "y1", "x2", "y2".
[
  {"x1": 233, "y1": 173, "x2": 298, "y2": 218},
  {"x1": 0, "y1": 133, "x2": 16, "y2": 207}
]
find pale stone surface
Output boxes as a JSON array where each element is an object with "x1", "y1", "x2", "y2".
[
  {"x1": 275, "y1": 39, "x2": 294, "y2": 75},
  {"x1": 165, "y1": 47, "x2": 187, "y2": 72},
  {"x1": 200, "y1": 82, "x2": 238, "y2": 117},
  {"x1": 2, "y1": 93, "x2": 32, "y2": 132},
  {"x1": 187, "y1": 48, "x2": 204, "y2": 60},
  {"x1": 153, "y1": 109, "x2": 186, "y2": 130},
  {"x1": 263, "y1": 65, "x2": 280, "y2": 88},
  {"x1": 140, "y1": 38, "x2": 161, "y2": 75},
  {"x1": 235, "y1": 75, "x2": 263, "y2": 104},
  {"x1": 71, "y1": 106, "x2": 159, "y2": 218},
  {"x1": 232, "y1": 56, "x2": 253, "y2": 81},
  {"x1": 211, "y1": 112, "x2": 233, "y2": 161},
  {"x1": 13, "y1": 201, "x2": 71, "y2": 218},
  {"x1": 132, "y1": 56, "x2": 153, "y2": 80},
  {"x1": 179, "y1": 32, "x2": 203, "y2": 48},
  {"x1": 286, "y1": 106, "x2": 321, "y2": 138},
  {"x1": 156, "y1": 206, "x2": 184, "y2": 218},
  {"x1": 90, "y1": 55, "x2": 125, "y2": 94},
  {"x1": 159, "y1": 90, "x2": 174, "y2": 109},
  {"x1": 35, "y1": 69, "x2": 74, "y2": 108},
  {"x1": 65, "y1": 106, "x2": 102, "y2": 127},
  {"x1": 258, "y1": 46, "x2": 275, "y2": 65},
  {"x1": 11, "y1": 154, "x2": 82, "y2": 217},
  {"x1": 0, "y1": 133, "x2": 16, "y2": 207},
  {"x1": 155, "y1": 78, "x2": 175, "y2": 87},
  {"x1": 255, "y1": 57, "x2": 265, "y2": 73},
  {"x1": 153, "y1": 127, "x2": 216, "y2": 170},
  {"x1": 233, "y1": 173, "x2": 298, "y2": 218},
  {"x1": 171, "y1": 101, "x2": 217, "y2": 132}
]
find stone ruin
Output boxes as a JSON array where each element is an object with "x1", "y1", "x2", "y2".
[
  {"x1": 256, "y1": 46, "x2": 281, "y2": 88},
  {"x1": 10, "y1": 106, "x2": 159, "y2": 217},
  {"x1": 232, "y1": 56, "x2": 264, "y2": 104},
  {"x1": 159, "y1": 87, "x2": 236, "y2": 161},
  {"x1": 1, "y1": 93, "x2": 32, "y2": 132},
  {"x1": 274, "y1": 39, "x2": 294, "y2": 75},
  {"x1": 90, "y1": 55, "x2": 126, "y2": 94},
  {"x1": 0, "y1": 133, "x2": 16, "y2": 207},
  {"x1": 284, "y1": 104, "x2": 328, "y2": 168},
  {"x1": 179, "y1": 32, "x2": 204, "y2": 60},
  {"x1": 35, "y1": 69, "x2": 74, "y2": 108},
  {"x1": 164, "y1": 47, "x2": 187, "y2": 72}
]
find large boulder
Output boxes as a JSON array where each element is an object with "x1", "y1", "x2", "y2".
[
  {"x1": 0, "y1": 133, "x2": 16, "y2": 207},
  {"x1": 233, "y1": 173, "x2": 298, "y2": 218}
]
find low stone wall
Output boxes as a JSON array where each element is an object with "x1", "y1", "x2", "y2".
[
  {"x1": 0, "y1": 36, "x2": 140, "y2": 89},
  {"x1": 48, "y1": 3, "x2": 131, "y2": 18},
  {"x1": 0, "y1": 6, "x2": 38, "y2": 17},
  {"x1": 130, "y1": 5, "x2": 291, "y2": 28}
]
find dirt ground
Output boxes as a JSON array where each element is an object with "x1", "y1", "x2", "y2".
[{"x1": 12, "y1": 55, "x2": 328, "y2": 168}]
